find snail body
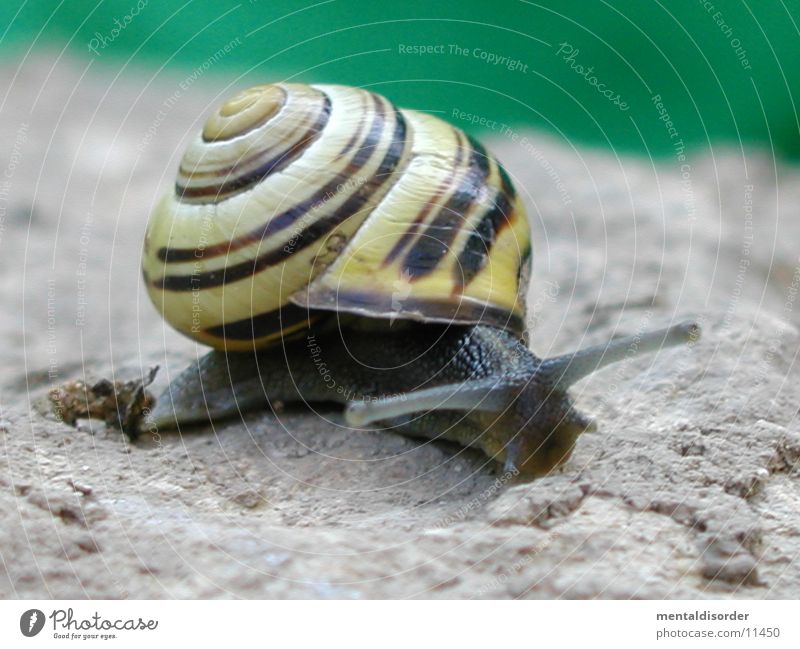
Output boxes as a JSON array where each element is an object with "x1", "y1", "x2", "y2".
[{"x1": 143, "y1": 83, "x2": 698, "y2": 478}]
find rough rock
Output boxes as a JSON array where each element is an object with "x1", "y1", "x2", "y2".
[{"x1": 0, "y1": 56, "x2": 798, "y2": 598}]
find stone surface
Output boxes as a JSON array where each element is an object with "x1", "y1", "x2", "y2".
[{"x1": 0, "y1": 56, "x2": 798, "y2": 598}]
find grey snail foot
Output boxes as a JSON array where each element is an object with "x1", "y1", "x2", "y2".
[
  {"x1": 146, "y1": 321, "x2": 699, "y2": 478},
  {"x1": 146, "y1": 350, "x2": 274, "y2": 431}
]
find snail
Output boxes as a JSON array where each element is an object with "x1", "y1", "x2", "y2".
[{"x1": 141, "y1": 82, "x2": 700, "y2": 478}]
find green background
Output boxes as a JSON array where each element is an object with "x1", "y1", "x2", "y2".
[{"x1": 2, "y1": 0, "x2": 799, "y2": 157}]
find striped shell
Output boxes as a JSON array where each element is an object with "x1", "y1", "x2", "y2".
[{"x1": 142, "y1": 83, "x2": 531, "y2": 351}]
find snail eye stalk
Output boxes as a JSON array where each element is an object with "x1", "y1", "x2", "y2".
[{"x1": 539, "y1": 320, "x2": 700, "y2": 391}]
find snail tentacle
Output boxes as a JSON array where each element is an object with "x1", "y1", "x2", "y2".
[
  {"x1": 538, "y1": 320, "x2": 701, "y2": 391},
  {"x1": 344, "y1": 376, "x2": 524, "y2": 428}
]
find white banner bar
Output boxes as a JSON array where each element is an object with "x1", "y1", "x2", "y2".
[{"x1": 1, "y1": 600, "x2": 797, "y2": 648}]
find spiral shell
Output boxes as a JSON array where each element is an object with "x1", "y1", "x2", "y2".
[{"x1": 142, "y1": 83, "x2": 531, "y2": 350}]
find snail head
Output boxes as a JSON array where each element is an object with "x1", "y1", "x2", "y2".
[{"x1": 346, "y1": 320, "x2": 700, "y2": 477}]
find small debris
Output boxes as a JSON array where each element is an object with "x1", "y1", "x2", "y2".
[
  {"x1": 724, "y1": 468, "x2": 769, "y2": 499},
  {"x1": 67, "y1": 479, "x2": 93, "y2": 496},
  {"x1": 40, "y1": 366, "x2": 159, "y2": 439}
]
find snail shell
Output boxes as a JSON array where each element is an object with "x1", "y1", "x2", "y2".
[{"x1": 142, "y1": 83, "x2": 531, "y2": 350}]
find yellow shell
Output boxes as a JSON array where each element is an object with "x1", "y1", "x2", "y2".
[{"x1": 142, "y1": 83, "x2": 531, "y2": 351}]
